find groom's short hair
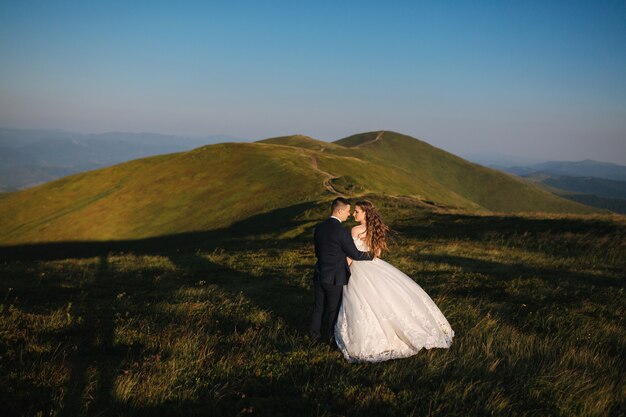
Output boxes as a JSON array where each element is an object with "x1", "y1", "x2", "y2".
[{"x1": 331, "y1": 197, "x2": 351, "y2": 213}]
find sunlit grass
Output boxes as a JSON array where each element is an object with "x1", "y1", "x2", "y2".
[
  {"x1": 1, "y1": 203, "x2": 624, "y2": 416},
  {"x1": 0, "y1": 133, "x2": 601, "y2": 246}
]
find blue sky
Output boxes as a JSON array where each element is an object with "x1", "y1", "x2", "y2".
[{"x1": 1, "y1": 1, "x2": 625, "y2": 163}]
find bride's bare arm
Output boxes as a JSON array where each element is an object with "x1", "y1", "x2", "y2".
[{"x1": 347, "y1": 257, "x2": 353, "y2": 266}]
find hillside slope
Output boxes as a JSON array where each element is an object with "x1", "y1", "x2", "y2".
[
  {"x1": 330, "y1": 131, "x2": 595, "y2": 213},
  {"x1": 0, "y1": 128, "x2": 233, "y2": 191},
  {"x1": 0, "y1": 131, "x2": 600, "y2": 245},
  {"x1": 0, "y1": 143, "x2": 325, "y2": 244}
]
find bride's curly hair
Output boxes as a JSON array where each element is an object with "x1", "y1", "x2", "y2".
[{"x1": 355, "y1": 200, "x2": 390, "y2": 256}]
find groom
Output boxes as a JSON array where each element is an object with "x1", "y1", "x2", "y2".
[{"x1": 309, "y1": 197, "x2": 373, "y2": 347}]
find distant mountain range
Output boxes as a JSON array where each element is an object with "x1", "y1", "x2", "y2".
[
  {"x1": 461, "y1": 152, "x2": 547, "y2": 168},
  {"x1": 0, "y1": 130, "x2": 600, "y2": 245},
  {"x1": 495, "y1": 159, "x2": 626, "y2": 182},
  {"x1": 0, "y1": 128, "x2": 241, "y2": 191},
  {"x1": 535, "y1": 175, "x2": 626, "y2": 200},
  {"x1": 520, "y1": 174, "x2": 626, "y2": 214},
  {"x1": 466, "y1": 158, "x2": 626, "y2": 214}
]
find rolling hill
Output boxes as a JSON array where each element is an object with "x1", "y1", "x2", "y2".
[
  {"x1": 0, "y1": 131, "x2": 601, "y2": 245},
  {"x1": 0, "y1": 128, "x2": 238, "y2": 191},
  {"x1": 328, "y1": 131, "x2": 598, "y2": 212},
  {"x1": 476, "y1": 156, "x2": 626, "y2": 214},
  {"x1": 521, "y1": 174, "x2": 626, "y2": 201},
  {"x1": 521, "y1": 173, "x2": 626, "y2": 214}
]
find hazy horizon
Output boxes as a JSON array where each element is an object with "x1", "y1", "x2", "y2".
[
  {"x1": 2, "y1": 125, "x2": 626, "y2": 167},
  {"x1": 1, "y1": 1, "x2": 625, "y2": 164}
]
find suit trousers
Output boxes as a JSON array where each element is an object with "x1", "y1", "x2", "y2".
[{"x1": 309, "y1": 278, "x2": 343, "y2": 341}]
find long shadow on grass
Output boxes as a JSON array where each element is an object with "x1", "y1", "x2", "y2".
[
  {"x1": 0, "y1": 202, "x2": 322, "y2": 416},
  {"x1": 1, "y1": 245, "x2": 316, "y2": 416},
  {"x1": 2, "y1": 204, "x2": 624, "y2": 416},
  {"x1": 166, "y1": 251, "x2": 312, "y2": 335},
  {"x1": 0, "y1": 254, "x2": 137, "y2": 417},
  {"x1": 416, "y1": 253, "x2": 624, "y2": 352},
  {"x1": 85, "y1": 252, "x2": 314, "y2": 415},
  {"x1": 395, "y1": 212, "x2": 625, "y2": 260},
  {"x1": 0, "y1": 201, "x2": 321, "y2": 262},
  {"x1": 417, "y1": 253, "x2": 622, "y2": 294},
  {"x1": 398, "y1": 212, "x2": 623, "y2": 239},
  {"x1": 58, "y1": 254, "x2": 126, "y2": 417}
]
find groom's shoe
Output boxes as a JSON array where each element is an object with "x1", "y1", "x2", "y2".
[{"x1": 328, "y1": 337, "x2": 339, "y2": 351}]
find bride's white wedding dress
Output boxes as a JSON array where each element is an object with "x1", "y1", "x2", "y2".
[{"x1": 335, "y1": 237, "x2": 454, "y2": 363}]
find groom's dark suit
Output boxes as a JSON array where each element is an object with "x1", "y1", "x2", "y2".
[{"x1": 309, "y1": 217, "x2": 372, "y2": 342}]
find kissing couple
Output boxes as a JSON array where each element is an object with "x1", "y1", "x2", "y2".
[{"x1": 309, "y1": 197, "x2": 454, "y2": 363}]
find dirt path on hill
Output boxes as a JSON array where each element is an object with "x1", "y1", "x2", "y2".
[
  {"x1": 308, "y1": 154, "x2": 342, "y2": 195},
  {"x1": 355, "y1": 130, "x2": 385, "y2": 147}
]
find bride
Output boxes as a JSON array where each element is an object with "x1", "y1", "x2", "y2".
[{"x1": 335, "y1": 200, "x2": 454, "y2": 362}]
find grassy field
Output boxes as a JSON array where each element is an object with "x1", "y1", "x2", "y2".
[
  {"x1": 1, "y1": 197, "x2": 624, "y2": 416},
  {"x1": 0, "y1": 132, "x2": 599, "y2": 246}
]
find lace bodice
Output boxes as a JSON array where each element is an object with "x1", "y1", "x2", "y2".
[{"x1": 353, "y1": 236, "x2": 369, "y2": 252}]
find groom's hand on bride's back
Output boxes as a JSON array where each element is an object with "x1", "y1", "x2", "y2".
[{"x1": 340, "y1": 229, "x2": 373, "y2": 261}]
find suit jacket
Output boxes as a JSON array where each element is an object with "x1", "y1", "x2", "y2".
[{"x1": 313, "y1": 217, "x2": 372, "y2": 286}]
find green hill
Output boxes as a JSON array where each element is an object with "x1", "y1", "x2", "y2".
[
  {"x1": 0, "y1": 131, "x2": 600, "y2": 245},
  {"x1": 258, "y1": 134, "x2": 343, "y2": 151},
  {"x1": 331, "y1": 131, "x2": 595, "y2": 213},
  {"x1": 0, "y1": 143, "x2": 325, "y2": 244}
]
